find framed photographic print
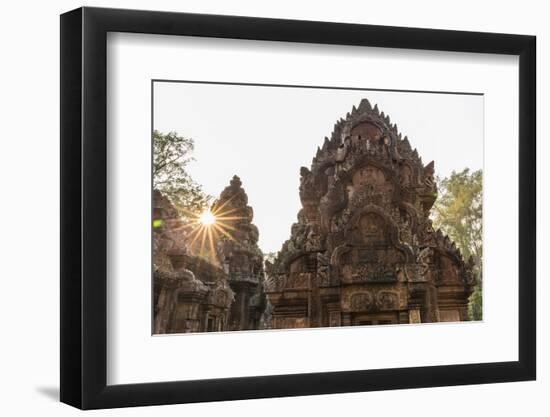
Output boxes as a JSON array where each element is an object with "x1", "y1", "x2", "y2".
[{"x1": 60, "y1": 6, "x2": 536, "y2": 409}]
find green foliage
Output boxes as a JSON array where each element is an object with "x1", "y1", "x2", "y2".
[
  {"x1": 432, "y1": 168, "x2": 483, "y2": 319},
  {"x1": 468, "y1": 286, "x2": 483, "y2": 321},
  {"x1": 153, "y1": 130, "x2": 210, "y2": 216},
  {"x1": 432, "y1": 168, "x2": 483, "y2": 262}
]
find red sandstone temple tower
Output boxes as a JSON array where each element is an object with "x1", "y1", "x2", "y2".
[
  {"x1": 212, "y1": 176, "x2": 267, "y2": 331},
  {"x1": 265, "y1": 99, "x2": 476, "y2": 328},
  {"x1": 152, "y1": 191, "x2": 234, "y2": 334},
  {"x1": 152, "y1": 178, "x2": 267, "y2": 334}
]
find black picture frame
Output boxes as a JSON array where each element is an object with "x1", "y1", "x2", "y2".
[{"x1": 60, "y1": 6, "x2": 536, "y2": 410}]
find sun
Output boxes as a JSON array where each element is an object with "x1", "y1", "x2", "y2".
[
  {"x1": 198, "y1": 210, "x2": 216, "y2": 226},
  {"x1": 181, "y1": 197, "x2": 245, "y2": 263}
]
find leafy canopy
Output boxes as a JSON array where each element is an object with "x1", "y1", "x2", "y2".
[
  {"x1": 153, "y1": 130, "x2": 210, "y2": 216},
  {"x1": 432, "y1": 168, "x2": 482, "y2": 262},
  {"x1": 432, "y1": 168, "x2": 483, "y2": 320}
]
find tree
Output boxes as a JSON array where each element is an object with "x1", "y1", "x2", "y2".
[
  {"x1": 432, "y1": 168, "x2": 483, "y2": 320},
  {"x1": 468, "y1": 286, "x2": 483, "y2": 321},
  {"x1": 153, "y1": 130, "x2": 210, "y2": 216}
]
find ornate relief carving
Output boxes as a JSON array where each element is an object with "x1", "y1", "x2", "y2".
[
  {"x1": 353, "y1": 165, "x2": 386, "y2": 187},
  {"x1": 376, "y1": 291, "x2": 398, "y2": 310},
  {"x1": 400, "y1": 164, "x2": 413, "y2": 187},
  {"x1": 356, "y1": 212, "x2": 387, "y2": 246},
  {"x1": 342, "y1": 263, "x2": 397, "y2": 284},
  {"x1": 266, "y1": 98, "x2": 476, "y2": 328},
  {"x1": 350, "y1": 292, "x2": 374, "y2": 311}
]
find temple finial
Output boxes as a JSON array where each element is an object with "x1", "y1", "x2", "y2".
[{"x1": 358, "y1": 98, "x2": 372, "y2": 112}]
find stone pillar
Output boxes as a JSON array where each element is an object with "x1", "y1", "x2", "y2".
[
  {"x1": 425, "y1": 283, "x2": 440, "y2": 323},
  {"x1": 308, "y1": 272, "x2": 322, "y2": 327},
  {"x1": 341, "y1": 312, "x2": 352, "y2": 327},
  {"x1": 228, "y1": 284, "x2": 252, "y2": 331},
  {"x1": 408, "y1": 309, "x2": 421, "y2": 324},
  {"x1": 153, "y1": 284, "x2": 177, "y2": 334}
]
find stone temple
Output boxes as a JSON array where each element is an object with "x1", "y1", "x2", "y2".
[
  {"x1": 211, "y1": 175, "x2": 267, "y2": 331},
  {"x1": 264, "y1": 99, "x2": 476, "y2": 328},
  {"x1": 153, "y1": 98, "x2": 477, "y2": 334},
  {"x1": 153, "y1": 190, "x2": 233, "y2": 333},
  {"x1": 153, "y1": 176, "x2": 266, "y2": 334}
]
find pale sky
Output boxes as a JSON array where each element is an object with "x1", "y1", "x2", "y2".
[{"x1": 153, "y1": 82, "x2": 483, "y2": 255}]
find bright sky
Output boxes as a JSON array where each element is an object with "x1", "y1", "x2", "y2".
[{"x1": 153, "y1": 82, "x2": 483, "y2": 254}]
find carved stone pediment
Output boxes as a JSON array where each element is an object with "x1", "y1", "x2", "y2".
[{"x1": 267, "y1": 98, "x2": 476, "y2": 327}]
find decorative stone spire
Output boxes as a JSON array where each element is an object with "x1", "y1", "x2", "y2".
[
  {"x1": 212, "y1": 175, "x2": 267, "y2": 331},
  {"x1": 266, "y1": 99, "x2": 476, "y2": 328}
]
